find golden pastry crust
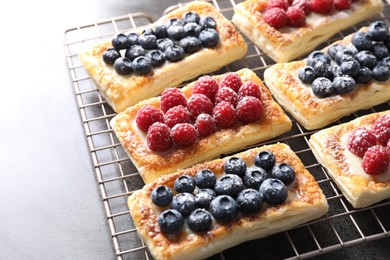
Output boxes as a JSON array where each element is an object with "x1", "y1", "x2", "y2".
[
  {"x1": 79, "y1": 1, "x2": 247, "y2": 113},
  {"x1": 128, "y1": 143, "x2": 329, "y2": 260},
  {"x1": 309, "y1": 111, "x2": 390, "y2": 208},
  {"x1": 110, "y1": 68, "x2": 292, "y2": 184},
  {"x1": 264, "y1": 27, "x2": 390, "y2": 130},
  {"x1": 232, "y1": 0, "x2": 383, "y2": 62}
]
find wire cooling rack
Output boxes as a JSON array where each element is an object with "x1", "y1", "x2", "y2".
[{"x1": 63, "y1": 0, "x2": 390, "y2": 259}]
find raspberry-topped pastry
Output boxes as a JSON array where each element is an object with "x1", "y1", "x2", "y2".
[{"x1": 110, "y1": 69, "x2": 292, "y2": 183}]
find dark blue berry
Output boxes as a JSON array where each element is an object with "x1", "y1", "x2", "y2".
[
  {"x1": 198, "y1": 28, "x2": 219, "y2": 47},
  {"x1": 172, "y1": 192, "x2": 196, "y2": 217},
  {"x1": 271, "y1": 163, "x2": 295, "y2": 185},
  {"x1": 174, "y1": 175, "x2": 196, "y2": 193},
  {"x1": 372, "y1": 64, "x2": 390, "y2": 81},
  {"x1": 165, "y1": 45, "x2": 185, "y2": 62},
  {"x1": 352, "y1": 32, "x2": 373, "y2": 51},
  {"x1": 236, "y1": 189, "x2": 264, "y2": 214},
  {"x1": 146, "y1": 50, "x2": 166, "y2": 67},
  {"x1": 187, "y1": 208, "x2": 212, "y2": 232},
  {"x1": 259, "y1": 178, "x2": 288, "y2": 205},
  {"x1": 372, "y1": 43, "x2": 389, "y2": 60},
  {"x1": 355, "y1": 50, "x2": 377, "y2": 69},
  {"x1": 127, "y1": 33, "x2": 139, "y2": 45},
  {"x1": 102, "y1": 48, "x2": 121, "y2": 65},
  {"x1": 142, "y1": 28, "x2": 154, "y2": 35},
  {"x1": 132, "y1": 56, "x2": 152, "y2": 75},
  {"x1": 307, "y1": 51, "x2": 331, "y2": 67},
  {"x1": 114, "y1": 57, "x2": 133, "y2": 75},
  {"x1": 254, "y1": 150, "x2": 276, "y2": 171},
  {"x1": 195, "y1": 188, "x2": 216, "y2": 208},
  {"x1": 224, "y1": 157, "x2": 247, "y2": 178},
  {"x1": 334, "y1": 49, "x2": 355, "y2": 65},
  {"x1": 151, "y1": 185, "x2": 173, "y2": 207},
  {"x1": 354, "y1": 67, "x2": 372, "y2": 84},
  {"x1": 332, "y1": 66, "x2": 343, "y2": 78},
  {"x1": 158, "y1": 209, "x2": 184, "y2": 234},
  {"x1": 112, "y1": 33, "x2": 131, "y2": 50},
  {"x1": 214, "y1": 174, "x2": 244, "y2": 198},
  {"x1": 328, "y1": 44, "x2": 347, "y2": 59},
  {"x1": 383, "y1": 33, "x2": 390, "y2": 49},
  {"x1": 313, "y1": 60, "x2": 333, "y2": 79},
  {"x1": 125, "y1": 45, "x2": 146, "y2": 60},
  {"x1": 157, "y1": 38, "x2": 175, "y2": 51},
  {"x1": 138, "y1": 33, "x2": 157, "y2": 49},
  {"x1": 368, "y1": 21, "x2": 389, "y2": 41},
  {"x1": 179, "y1": 36, "x2": 202, "y2": 53},
  {"x1": 166, "y1": 18, "x2": 184, "y2": 27},
  {"x1": 243, "y1": 166, "x2": 269, "y2": 190},
  {"x1": 209, "y1": 195, "x2": 238, "y2": 222},
  {"x1": 379, "y1": 57, "x2": 390, "y2": 68},
  {"x1": 154, "y1": 24, "x2": 168, "y2": 39},
  {"x1": 200, "y1": 16, "x2": 217, "y2": 29},
  {"x1": 340, "y1": 59, "x2": 360, "y2": 77},
  {"x1": 184, "y1": 22, "x2": 203, "y2": 37},
  {"x1": 195, "y1": 169, "x2": 216, "y2": 189},
  {"x1": 332, "y1": 75, "x2": 356, "y2": 94},
  {"x1": 298, "y1": 66, "x2": 316, "y2": 84},
  {"x1": 167, "y1": 24, "x2": 186, "y2": 40},
  {"x1": 312, "y1": 77, "x2": 334, "y2": 98},
  {"x1": 182, "y1": 11, "x2": 200, "y2": 24}
]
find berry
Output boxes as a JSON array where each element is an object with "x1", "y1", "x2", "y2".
[
  {"x1": 171, "y1": 123, "x2": 197, "y2": 147},
  {"x1": 214, "y1": 87, "x2": 239, "y2": 107},
  {"x1": 347, "y1": 127, "x2": 377, "y2": 157},
  {"x1": 179, "y1": 36, "x2": 202, "y2": 53},
  {"x1": 332, "y1": 66, "x2": 343, "y2": 78},
  {"x1": 184, "y1": 22, "x2": 203, "y2": 37},
  {"x1": 146, "y1": 50, "x2": 166, "y2": 67},
  {"x1": 254, "y1": 150, "x2": 276, "y2": 171},
  {"x1": 372, "y1": 43, "x2": 389, "y2": 60},
  {"x1": 102, "y1": 48, "x2": 121, "y2": 65},
  {"x1": 271, "y1": 163, "x2": 295, "y2": 185},
  {"x1": 313, "y1": 60, "x2": 333, "y2": 79},
  {"x1": 125, "y1": 45, "x2": 146, "y2": 60},
  {"x1": 154, "y1": 24, "x2": 168, "y2": 39},
  {"x1": 151, "y1": 185, "x2": 173, "y2": 207},
  {"x1": 138, "y1": 33, "x2": 157, "y2": 49},
  {"x1": 172, "y1": 192, "x2": 196, "y2": 217},
  {"x1": 334, "y1": 49, "x2": 355, "y2": 65},
  {"x1": 340, "y1": 59, "x2": 360, "y2": 77},
  {"x1": 187, "y1": 208, "x2": 212, "y2": 232},
  {"x1": 354, "y1": 67, "x2": 372, "y2": 84},
  {"x1": 384, "y1": 33, "x2": 390, "y2": 49},
  {"x1": 132, "y1": 56, "x2": 152, "y2": 75},
  {"x1": 372, "y1": 64, "x2": 390, "y2": 82},
  {"x1": 224, "y1": 157, "x2": 247, "y2": 178},
  {"x1": 146, "y1": 122, "x2": 173, "y2": 152},
  {"x1": 113, "y1": 57, "x2": 132, "y2": 75},
  {"x1": 238, "y1": 81, "x2": 262, "y2": 99},
  {"x1": 174, "y1": 175, "x2": 196, "y2": 193},
  {"x1": 286, "y1": 7, "x2": 306, "y2": 28},
  {"x1": 160, "y1": 88, "x2": 187, "y2": 113},
  {"x1": 259, "y1": 178, "x2": 288, "y2": 205},
  {"x1": 194, "y1": 113, "x2": 216, "y2": 137},
  {"x1": 362, "y1": 145, "x2": 390, "y2": 175},
  {"x1": 193, "y1": 76, "x2": 218, "y2": 100},
  {"x1": 219, "y1": 72, "x2": 242, "y2": 93},
  {"x1": 371, "y1": 114, "x2": 390, "y2": 145},
  {"x1": 165, "y1": 45, "x2": 185, "y2": 62},
  {"x1": 157, "y1": 38, "x2": 174, "y2": 51},
  {"x1": 307, "y1": 51, "x2": 331, "y2": 67},
  {"x1": 352, "y1": 32, "x2": 373, "y2": 51},
  {"x1": 195, "y1": 188, "x2": 216, "y2": 208},
  {"x1": 298, "y1": 66, "x2": 316, "y2": 84},
  {"x1": 158, "y1": 209, "x2": 183, "y2": 234},
  {"x1": 236, "y1": 96, "x2": 265, "y2": 123},
  {"x1": 127, "y1": 33, "x2": 139, "y2": 45},
  {"x1": 166, "y1": 18, "x2": 184, "y2": 27},
  {"x1": 214, "y1": 174, "x2": 244, "y2": 198},
  {"x1": 292, "y1": 0, "x2": 310, "y2": 14},
  {"x1": 199, "y1": 16, "x2": 217, "y2": 29},
  {"x1": 142, "y1": 28, "x2": 154, "y2": 35},
  {"x1": 237, "y1": 189, "x2": 264, "y2": 214},
  {"x1": 194, "y1": 169, "x2": 217, "y2": 189},
  {"x1": 187, "y1": 94, "x2": 214, "y2": 119},
  {"x1": 332, "y1": 75, "x2": 356, "y2": 94},
  {"x1": 263, "y1": 8, "x2": 288, "y2": 30},
  {"x1": 182, "y1": 11, "x2": 200, "y2": 24},
  {"x1": 379, "y1": 57, "x2": 390, "y2": 68},
  {"x1": 312, "y1": 77, "x2": 334, "y2": 98},
  {"x1": 164, "y1": 105, "x2": 191, "y2": 128},
  {"x1": 213, "y1": 101, "x2": 237, "y2": 128},
  {"x1": 334, "y1": 0, "x2": 351, "y2": 10},
  {"x1": 308, "y1": 0, "x2": 334, "y2": 14},
  {"x1": 112, "y1": 33, "x2": 131, "y2": 50},
  {"x1": 355, "y1": 51, "x2": 377, "y2": 69},
  {"x1": 268, "y1": 0, "x2": 289, "y2": 10},
  {"x1": 328, "y1": 44, "x2": 347, "y2": 59},
  {"x1": 167, "y1": 24, "x2": 186, "y2": 41},
  {"x1": 136, "y1": 105, "x2": 164, "y2": 132},
  {"x1": 198, "y1": 28, "x2": 220, "y2": 47},
  {"x1": 368, "y1": 21, "x2": 389, "y2": 41},
  {"x1": 209, "y1": 195, "x2": 238, "y2": 222},
  {"x1": 243, "y1": 166, "x2": 269, "y2": 190}
]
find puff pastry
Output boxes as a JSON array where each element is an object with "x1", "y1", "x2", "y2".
[
  {"x1": 128, "y1": 143, "x2": 328, "y2": 260},
  {"x1": 110, "y1": 68, "x2": 292, "y2": 184},
  {"x1": 232, "y1": 0, "x2": 383, "y2": 63},
  {"x1": 79, "y1": 1, "x2": 247, "y2": 113},
  {"x1": 263, "y1": 27, "x2": 390, "y2": 130},
  {"x1": 309, "y1": 111, "x2": 390, "y2": 208}
]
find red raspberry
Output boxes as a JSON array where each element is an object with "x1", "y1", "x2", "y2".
[
  {"x1": 286, "y1": 7, "x2": 306, "y2": 27},
  {"x1": 192, "y1": 76, "x2": 218, "y2": 101},
  {"x1": 292, "y1": 0, "x2": 310, "y2": 14},
  {"x1": 213, "y1": 101, "x2": 237, "y2": 128},
  {"x1": 308, "y1": 0, "x2": 334, "y2": 14},
  {"x1": 334, "y1": 0, "x2": 351, "y2": 10},
  {"x1": 146, "y1": 122, "x2": 172, "y2": 152},
  {"x1": 267, "y1": 0, "x2": 290, "y2": 10},
  {"x1": 160, "y1": 88, "x2": 187, "y2": 113},
  {"x1": 136, "y1": 105, "x2": 164, "y2": 132},
  {"x1": 214, "y1": 87, "x2": 239, "y2": 107},
  {"x1": 236, "y1": 96, "x2": 265, "y2": 123},
  {"x1": 362, "y1": 145, "x2": 389, "y2": 175},
  {"x1": 347, "y1": 128, "x2": 377, "y2": 157},
  {"x1": 219, "y1": 72, "x2": 242, "y2": 93},
  {"x1": 194, "y1": 113, "x2": 216, "y2": 137},
  {"x1": 263, "y1": 8, "x2": 288, "y2": 30},
  {"x1": 164, "y1": 105, "x2": 191, "y2": 128},
  {"x1": 171, "y1": 123, "x2": 197, "y2": 147},
  {"x1": 238, "y1": 81, "x2": 262, "y2": 99},
  {"x1": 371, "y1": 114, "x2": 390, "y2": 145},
  {"x1": 187, "y1": 94, "x2": 214, "y2": 119}
]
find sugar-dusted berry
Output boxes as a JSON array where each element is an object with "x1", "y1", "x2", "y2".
[
  {"x1": 187, "y1": 94, "x2": 214, "y2": 119},
  {"x1": 236, "y1": 96, "x2": 264, "y2": 123},
  {"x1": 160, "y1": 88, "x2": 187, "y2": 113},
  {"x1": 286, "y1": 7, "x2": 306, "y2": 28},
  {"x1": 192, "y1": 75, "x2": 218, "y2": 101},
  {"x1": 238, "y1": 81, "x2": 261, "y2": 99},
  {"x1": 334, "y1": 0, "x2": 351, "y2": 10},
  {"x1": 347, "y1": 127, "x2": 377, "y2": 157},
  {"x1": 213, "y1": 101, "x2": 237, "y2": 128},
  {"x1": 136, "y1": 105, "x2": 164, "y2": 132},
  {"x1": 263, "y1": 8, "x2": 288, "y2": 30},
  {"x1": 171, "y1": 123, "x2": 197, "y2": 147},
  {"x1": 194, "y1": 113, "x2": 216, "y2": 137},
  {"x1": 267, "y1": 0, "x2": 289, "y2": 10},
  {"x1": 164, "y1": 105, "x2": 191, "y2": 128},
  {"x1": 362, "y1": 145, "x2": 390, "y2": 175},
  {"x1": 308, "y1": 0, "x2": 334, "y2": 14},
  {"x1": 292, "y1": 0, "x2": 310, "y2": 14},
  {"x1": 146, "y1": 122, "x2": 172, "y2": 152},
  {"x1": 214, "y1": 87, "x2": 239, "y2": 107},
  {"x1": 219, "y1": 72, "x2": 243, "y2": 93},
  {"x1": 371, "y1": 114, "x2": 390, "y2": 145}
]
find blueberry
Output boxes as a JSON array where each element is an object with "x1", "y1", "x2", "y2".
[
  {"x1": 165, "y1": 18, "x2": 184, "y2": 27},
  {"x1": 114, "y1": 57, "x2": 133, "y2": 75},
  {"x1": 187, "y1": 208, "x2": 212, "y2": 232},
  {"x1": 340, "y1": 59, "x2": 360, "y2": 77},
  {"x1": 368, "y1": 21, "x2": 389, "y2": 41},
  {"x1": 198, "y1": 28, "x2": 219, "y2": 47},
  {"x1": 158, "y1": 209, "x2": 184, "y2": 234},
  {"x1": 354, "y1": 67, "x2": 372, "y2": 84},
  {"x1": 154, "y1": 24, "x2": 168, "y2": 39},
  {"x1": 184, "y1": 22, "x2": 203, "y2": 37},
  {"x1": 165, "y1": 45, "x2": 185, "y2": 62},
  {"x1": 328, "y1": 44, "x2": 347, "y2": 59},
  {"x1": 182, "y1": 11, "x2": 200, "y2": 24},
  {"x1": 236, "y1": 189, "x2": 264, "y2": 214},
  {"x1": 214, "y1": 174, "x2": 244, "y2": 198},
  {"x1": 127, "y1": 33, "x2": 139, "y2": 45},
  {"x1": 372, "y1": 43, "x2": 389, "y2": 59},
  {"x1": 313, "y1": 60, "x2": 333, "y2": 79},
  {"x1": 157, "y1": 38, "x2": 175, "y2": 51},
  {"x1": 372, "y1": 64, "x2": 390, "y2": 81},
  {"x1": 172, "y1": 192, "x2": 196, "y2": 217},
  {"x1": 312, "y1": 77, "x2": 334, "y2": 98},
  {"x1": 224, "y1": 157, "x2": 247, "y2": 178},
  {"x1": 298, "y1": 66, "x2": 316, "y2": 84},
  {"x1": 151, "y1": 185, "x2": 173, "y2": 207},
  {"x1": 138, "y1": 33, "x2": 157, "y2": 49},
  {"x1": 271, "y1": 163, "x2": 295, "y2": 185},
  {"x1": 174, "y1": 175, "x2": 196, "y2": 193},
  {"x1": 195, "y1": 169, "x2": 216, "y2": 189},
  {"x1": 355, "y1": 50, "x2": 377, "y2": 69},
  {"x1": 102, "y1": 48, "x2": 121, "y2": 65},
  {"x1": 332, "y1": 75, "x2": 356, "y2": 94},
  {"x1": 243, "y1": 166, "x2": 269, "y2": 190},
  {"x1": 307, "y1": 51, "x2": 331, "y2": 67},
  {"x1": 254, "y1": 150, "x2": 276, "y2": 171},
  {"x1": 195, "y1": 188, "x2": 216, "y2": 208},
  {"x1": 334, "y1": 49, "x2": 355, "y2": 65},
  {"x1": 352, "y1": 32, "x2": 373, "y2": 51},
  {"x1": 259, "y1": 178, "x2": 288, "y2": 205},
  {"x1": 384, "y1": 33, "x2": 390, "y2": 49},
  {"x1": 112, "y1": 33, "x2": 131, "y2": 50},
  {"x1": 146, "y1": 50, "x2": 166, "y2": 67},
  {"x1": 179, "y1": 36, "x2": 202, "y2": 53},
  {"x1": 379, "y1": 56, "x2": 390, "y2": 68},
  {"x1": 125, "y1": 45, "x2": 146, "y2": 60},
  {"x1": 132, "y1": 56, "x2": 152, "y2": 75},
  {"x1": 332, "y1": 66, "x2": 343, "y2": 78},
  {"x1": 167, "y1": 24, "x2": 186, "y2": 41},
  {"x1": 199, "y1": 16, "x2": 217, "y2": 29},
  {"x1": 142, "y1": 28, "x2": 154, "y2": 35},
  {"x1": 209, "y1": 195, "x2": 238, "y2": 222}
]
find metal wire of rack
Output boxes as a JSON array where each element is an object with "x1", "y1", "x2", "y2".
[{"x1": 63, "y1": 0, "x2": 390, "y2": 259}]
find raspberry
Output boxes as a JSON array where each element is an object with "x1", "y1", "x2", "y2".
[
  {"x1": 263, "y1": 8, "x2": 288, "y2": 30},
  {"x1": 238, "y1": 81, "x2": 262, "y2": 99},
  {"x1": 194, "y1": 113, "x2": 216, "y2": 137},
  {"x1": 192, "y1": 75, "x2": 218, "y2": 101},
  {"x1": 268, "y1": 0, "x2": 290, "y2": 10},
  {"x1": 187, "y1": 94, "x2": 214, "y2": 119},
  {"x1": 371, "y1": 114, "x2": 390, "y2": 145},
  {"x1": 213, "y1": 101, "x2": 237, "y2": 128},
  {"x1": 219, "y1": 72, "x2": 242, "y2": 93},
  {"x1": 286, "y1": 7, "x2": 306, "y2": 27},
  {"x1": 292, "y1": 0, "x2": 310, "y2": 14},
  {"x1": 214, "y1": 87, "x2": 239, "y2": 107},
  {"x1": 146, "y1": 122, "x2": 172, "y2": 152},
  {"x1": 362, "y1": 145, "x2": 390, "y2": 175},
  {"x1": 171, "y1": 123, "x2": 197, "y2": 147},
  {"x1": 334, "y1": 0, "x2": 351, "y2": 10},
  {"x1": 347, "y1": 128, "x2": 377, "y2": 157},
  {"x1": 236, "y1": 96, "x2": 265, "y2": 123},
  {"x1": 308, "y1": 0, "x2": 334, "y2": 14},
  {"x1": 164, "y1": 105, "x2": 191, "y2": 128},
  {"x1": 160, "y1": 88, "x2": 187, "y2": 113},
  {"x1": 136, "y1": 105, "x2": 164, "y2": 132}
]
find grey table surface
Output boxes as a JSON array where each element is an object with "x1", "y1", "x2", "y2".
[{"x1": 0, "y1": 0, "x2": 389, "y2": 259}]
